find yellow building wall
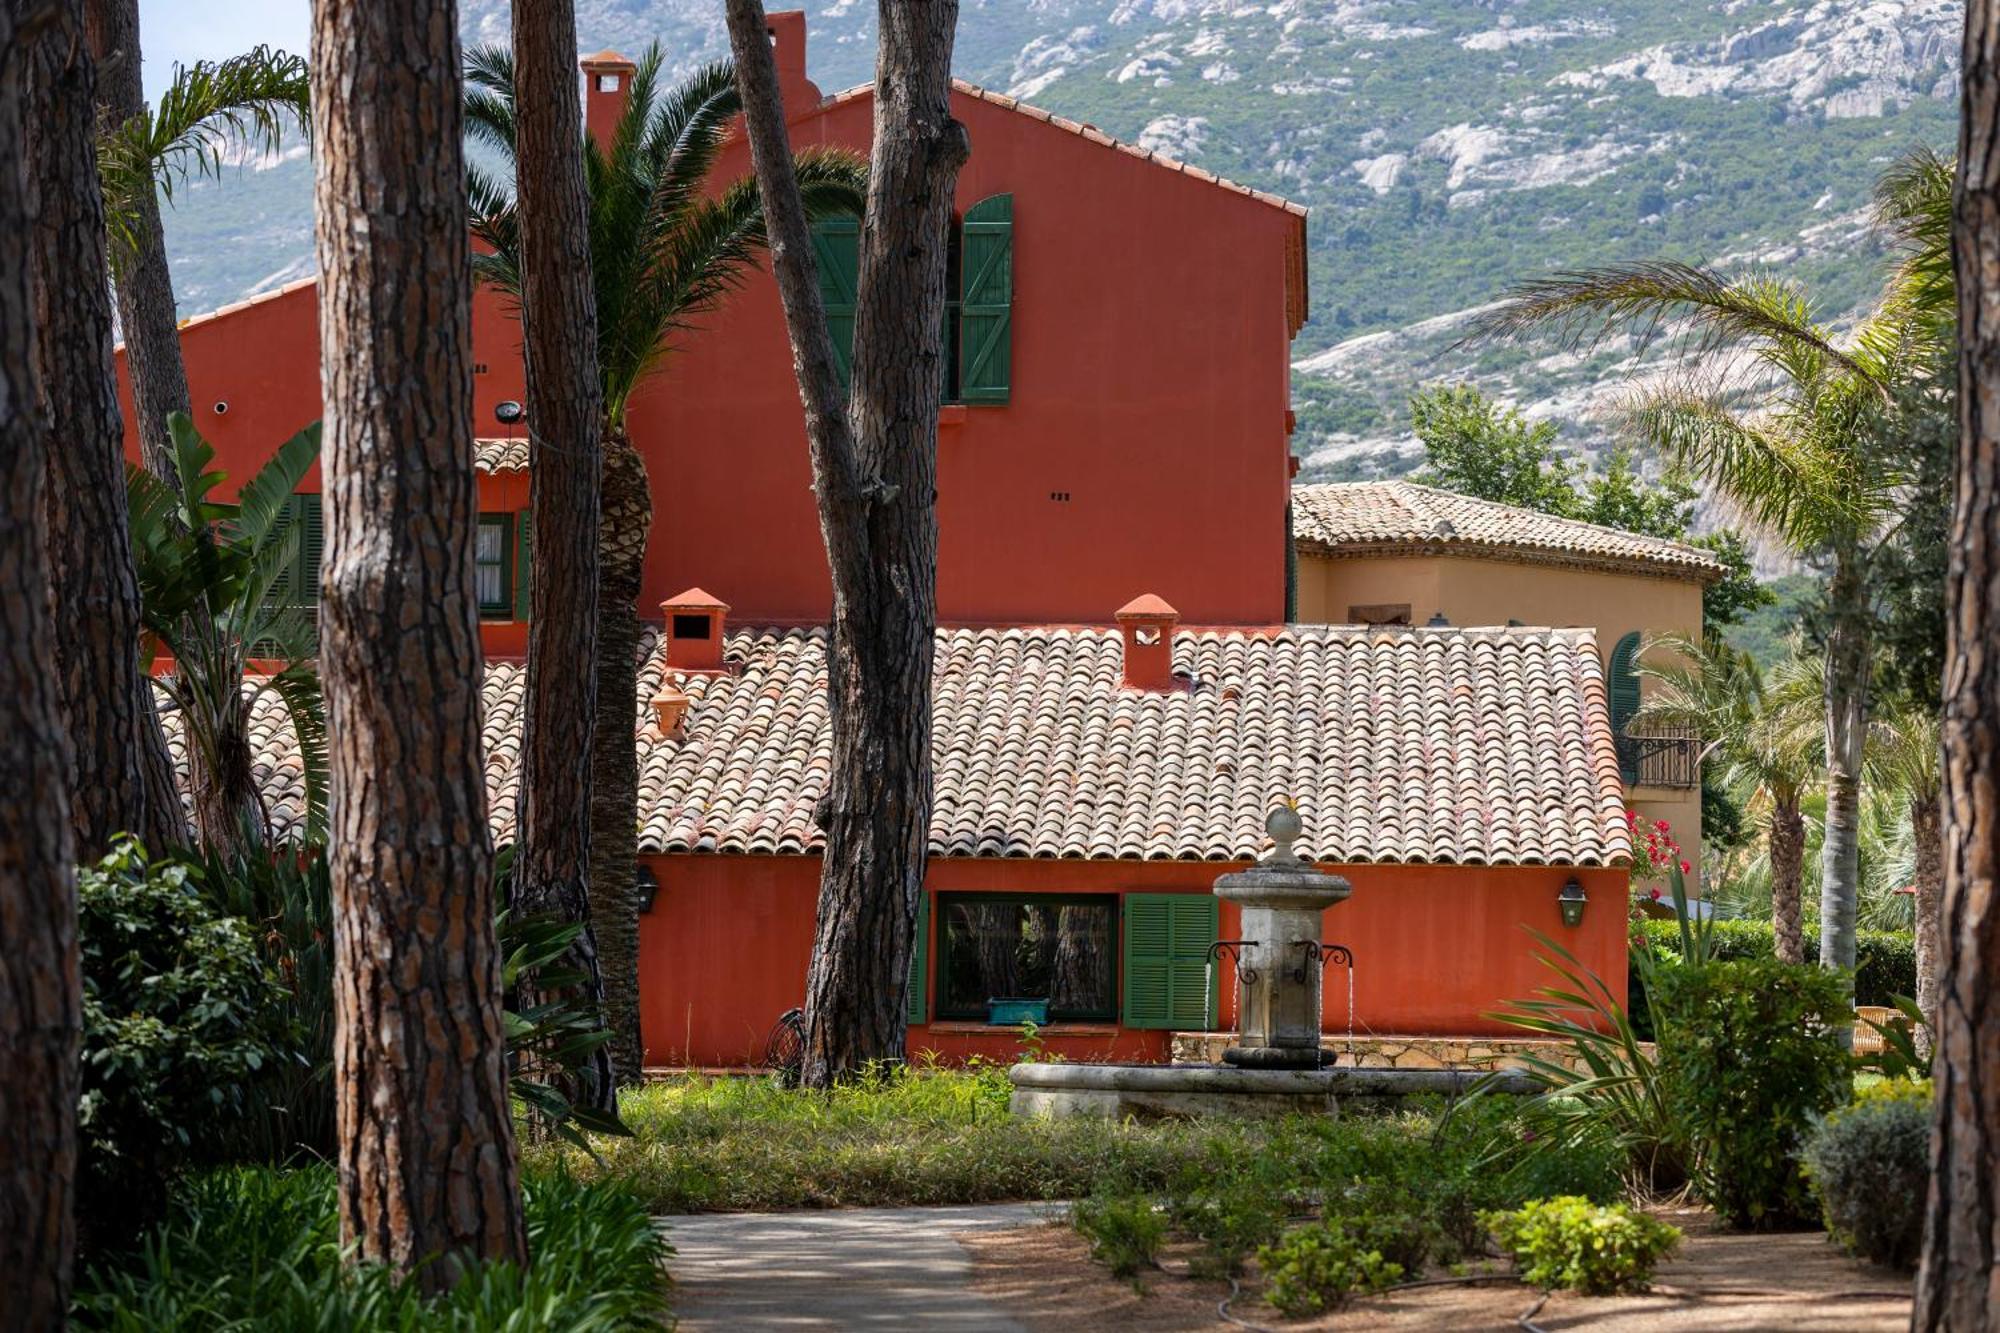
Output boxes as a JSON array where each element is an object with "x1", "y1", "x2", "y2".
[{"x1": 1296, "y1": 550, "x2": 1708, "y2": 882}]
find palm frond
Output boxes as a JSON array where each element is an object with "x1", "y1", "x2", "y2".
[
  {"x1": 1463, "y1": 260, "x2": 1877, "y2": 386},
  {"x1": 1873, "y1": 144, "x2": 1955, "y2": 328},
  {"x1": 462, "y1": 43, "x2": 519, "y2": 164},
  {"x1": 264, "y1": 666, "x2": 328, "y2": 842},
  {"x1": 98, "y1": 46, "x2": 310, "y2": 250},
  {"x1": 230, "y1": 421, "x2": 322, "y2": 549}
]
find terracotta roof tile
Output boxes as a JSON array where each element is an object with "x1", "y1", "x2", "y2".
[
  {"x1": 185, "y1": 624, "x2": 1629, "y2": 867},
  {"x1": 474, "y1": 437, "x2": 529, "y2": 473},
  {"x1": 1292, "y1": 481, "x2": 1725, "y2": 582}
]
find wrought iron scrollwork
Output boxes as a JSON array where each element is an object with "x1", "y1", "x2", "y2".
[
  {"x1": 1291, "y1": 940, "x2": 1354, "y2": 984},
  {"x1": 1207, "y1": 939, "x2": 1262, "y2": 988}
]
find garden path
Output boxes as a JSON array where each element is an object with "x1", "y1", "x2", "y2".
[{"x1": 667, "y1": 1202, "x2": 1057, "y2": 1330}]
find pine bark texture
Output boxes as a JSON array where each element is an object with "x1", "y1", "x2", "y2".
[
  {"x1": 0, "y1": 6, "x2": 82, "y2": 1324},
  {"x1": 1916, "y1": 11, "x2": 2000, "y2": 1320},
  {"x1": 509, "y1": 0, "x2": 614, "y2": 1105},
  {"x1": 311, "y1": 0, "x2": 525, "y2": 1284},
  {"x1": 1768, "y1": 796, "x2": 1806, "y2": 965},
  {"x1": 726, "y1": 0, "x2": 967, "y2": 1086},
  {"x1": 1911, "y1": 791, "x2": 1945, "y2": 1038},
  {"x1": 1817, "y1": 553, "x2": 1868, "y2": 989},
  {"x1": 84, "y1": 0, "x2": 190, "y2": 480},
  {"x1": 590, "y1": 433, "x2": 649, "y2": 1080},
  {"x1": 28, "y1": 0, "x2": 183, "y2": 859}
]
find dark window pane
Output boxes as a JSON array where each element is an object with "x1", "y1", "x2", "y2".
[{"x1": 936, "y1": 894, "x2": 1115, "y2": 1022}]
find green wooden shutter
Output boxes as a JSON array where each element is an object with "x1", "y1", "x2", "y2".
[
  {"x1": 512, "y1": 510, "x2": 533, "y2": 621},
  {"x1": 959, "y1": 193, "x2": 1012, "y2": 404},
  {"x1": 905, "y1": 891, "x2": 930, "y2": 1027},
  {"x1": 1122, "y1": 893, "x2": 1217, "y2": 1030},
  {"x1": 297, "y1": 494, "x2": 323, "y2": 615},
  {"x1": 1609, "y1": 631, "x2": 1641, "y2": 784},
  {"x1": 812, "y1": 214, "x2": 860, "y2": 393}
]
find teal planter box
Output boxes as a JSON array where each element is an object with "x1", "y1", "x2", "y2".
[{"x1": 987, "y1": 997, "x2": 1049, "y2": 1025}]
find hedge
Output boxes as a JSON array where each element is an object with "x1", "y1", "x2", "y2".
[{"x1": 1628, "y1": 920, "x2": 1915, "y2": 1033}]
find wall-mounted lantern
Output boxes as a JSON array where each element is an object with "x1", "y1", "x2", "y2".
[
  {"x1": 1558, "y1": 878, "x2": 1587, "y2": 928},
  {"x1": 636, "y1": 864, "x2": 660, "y2": 915}
]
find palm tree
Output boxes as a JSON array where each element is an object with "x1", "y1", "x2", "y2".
[
  {"x1": 93, "y1": 39, "x2": 310, "y2": 480},
  {"x1": 1868, "y1": 706, "x2": 1943, "y2": 1033},
  {"x1": 463, "y1": 46, "x2": 866, "y2": 1076},
  {"x1": 1635, "y1": 633, "x2": 1822, "y2": 961},
  {"x1": 1473, "y1": 162, "x2": 1950, "y2": 986},
  {"x1": 128, "y1": 414, "x2": 327, "y2": 849}
]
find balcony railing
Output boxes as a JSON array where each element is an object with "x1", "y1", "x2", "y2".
[{"x1": 1616, "y1": 725, "x2": 1702, "y2": 789}]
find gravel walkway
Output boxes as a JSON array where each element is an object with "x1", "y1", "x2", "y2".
[{"x1": 667, "y1": 1203, "x2": 1059, "y2": 1330}]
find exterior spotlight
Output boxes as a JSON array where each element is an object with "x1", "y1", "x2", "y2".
[
  {"x1": 1558, "y1": 878, "x2": 1587, "y2": 928},
  {"x1": 636, "y1": 864, "x2": 660, "y2": 914},
  {"x1": 494, "y1": 399, "x2": 526, "y2": 425}
]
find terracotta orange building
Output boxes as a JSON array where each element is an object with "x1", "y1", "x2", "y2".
[{"x1": 138, "y1": 12, "x2": 1637, "y2": 1069}]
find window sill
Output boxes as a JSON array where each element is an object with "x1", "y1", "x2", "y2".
[
  {"x1": 938, "y1": 404, "x2": 968, "y2": 427},
  {"x1": 925, "y1": 1021, "x2": 1119, "y2": 1037}
]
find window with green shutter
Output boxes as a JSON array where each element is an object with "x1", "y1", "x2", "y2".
[
  {"x1": 958, "y1": 193, "x2": 1012, "y2": 403},
  {"x1": 1122, "y1": 893, "x2": 1218, "y2": 1030},
  {"x1": 511, "y1": 510, "x2": 532, "y2": 621},
  {"x1": 266, "y1": 493, "x2": 323, "y2": 615},
  {"x1": 475, "y1": 514, "x2": 513, "y2": 619},
  {"x1": 906, "y1": 892, "x2": 931, "y2": 1027},
  {"x1": 811, "y1": 213, "x2": 860, "y2": 393},
  {"x1": 1608, "y1": 631, "x2": 1642, "y2": 784},
  {"x1": 931, "y1": 892, "x2": 1117, "y2": 1022}
]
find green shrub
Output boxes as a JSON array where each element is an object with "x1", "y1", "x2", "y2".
[
  {"x1": 1170, "y1": 1177, "x2": 1290, "y2": 1276},
  {"x1": 1071, "y1": 1193, "x2": 1167, "y2": 1277},
  {"x1": 1258, "y1": 1221, "x2": 1405, "y2": 1317},
  {"x1": 77, "y1": 839, "x2": 284, "y2": 1243},
  {"x1": 1801, "y1": 1079, "x2": 1933, "y2": 1269},
  {"x1": 71, "y1": 1165, "x2": 671, "y2": 1330},
  {"x1": 1632, "y1": 920, "x2": 1915, "y2": 1027},
  {"x1": 1481, "y1": 1197, "x2": 1681, "y2": 1295},
  {"x1": 1651, "y1": 958, "x2": 1853, "y2": 1228}
]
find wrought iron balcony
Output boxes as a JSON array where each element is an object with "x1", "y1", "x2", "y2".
[{"x1": 1616, "y1": 725, "x2": 1701, "y2": 789}]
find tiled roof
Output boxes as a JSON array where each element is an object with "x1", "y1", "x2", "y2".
[
  {"x1": 1291, "y1": 481, "x2": 1726, "y2": 582},
  {"x1": 474, "y1": 437, "x2": 529, "y2": 473},
  {"x1": 176, "y1": 623, "x2": 1631, "y2": 867}
]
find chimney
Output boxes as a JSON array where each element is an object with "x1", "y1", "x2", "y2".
[
  {"x1": 661, "y1": 586, "x2": 729, "y2": 673},
  {"x1": 649, "y1": 679, "x2": 691, "y2": 738},
  {"x1": 579, "y1": 49, "x2": 637, "y2": 150},
  {"x1": 1115, "y1": 594, "x2": 1180, "y2": 691},
  {"x1": 763, "y1": 10, "x2": 822, "y2": 109}
]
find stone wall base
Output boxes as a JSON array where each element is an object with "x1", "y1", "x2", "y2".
[{"x1": 1169, "y1": 1031, "x2": 1637, "y2": 1074}]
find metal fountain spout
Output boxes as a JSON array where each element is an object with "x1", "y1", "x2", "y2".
[{"x1": 1210, "y1": 806, "x2": 1354, "y2": 1069}]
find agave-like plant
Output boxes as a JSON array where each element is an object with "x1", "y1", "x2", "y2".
[{"x1": 127, "y1": 413, "x2": 326, "y2": 851}]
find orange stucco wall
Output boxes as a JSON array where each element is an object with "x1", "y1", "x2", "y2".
[
  {"x1": 118, "y1": 67, "x2": 1301, "y2": 635},
  {"x1": 637, "y1": 854, "x2": 1629, "y2": 1068}
]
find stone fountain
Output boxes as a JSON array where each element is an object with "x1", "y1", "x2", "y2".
[{"x1": 1007, "y1": 806, "x2": 1528, "y2": 1118}]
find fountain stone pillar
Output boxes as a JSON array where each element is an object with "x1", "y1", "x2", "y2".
[{"x1": 1213, "y1": 806, "x2": 1352, "y2": 1070}]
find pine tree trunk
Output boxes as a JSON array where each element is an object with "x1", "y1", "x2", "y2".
[
  {"x1": 1915, "y1": 15, "x2": 2000, "y2": 1317},
  {"x1": 726, "y1": 0, "x2": 967, "y2": 1086},
  {"x1": 1768, "y1": 793, "x2": 1806, "y2": 965},
  {"x1": 590, "y1": 431, "x2": 649, "y2": 1080},
  {"x1": 508, "y1": 0, "x2": 614, "y2": 1108},
  {"x1": 1817, "y1": 550, "x2": 1867, "y2": 991},
  {"x1": 84, "y1": 0, "x2": 189, "y2": 480},
  {"x1": 1910, "y1": 791, "x2": 1945, "y2": 1041},
  {"x1": 311, "y1": 0, "x2": 525, "y2": 1285},
  {"x1": 28, "y1": 0, "x2": 184, "y2": 859},
  {"x1": 0, "y1": 6, "x2": 83, "y2": 1322}
]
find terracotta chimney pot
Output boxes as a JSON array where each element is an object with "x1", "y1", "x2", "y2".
[
  {"x1": 762, "y1": 10, "x2": 823, "y2": 109},
  {"x1": 1115, "y1": 593, "x2": 1180, "y2": 691},
  {"x1": 649, "y1": 679, "x2": 691, "y2": 737},
  {"x1": 579, "y1": 48, "x2": 637, "y2": 149},
  {"x1": 661, "y1": 586, "x2": 730, "y2": 673}
]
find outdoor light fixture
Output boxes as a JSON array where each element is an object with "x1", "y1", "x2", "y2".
[
  {"x1": 636, "y1": 865, "x2": 660, "y2": 915},
  {"x1": 1558, "y1": 878, "x2": 1587, "y2": 928},
  {"x1": 494, "y1": 399, "x2": 526, "y2": 425}
]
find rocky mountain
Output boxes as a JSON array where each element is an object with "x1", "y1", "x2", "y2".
[{"x1": 157, "y1": 0, "x2": 1959, "y2": 477}]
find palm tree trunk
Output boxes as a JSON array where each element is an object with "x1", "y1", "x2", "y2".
[
  {"x1": 1817, "y1": 550, "x2": 1868, "y2": 992},
  {"x1": 1768, "y1": 793, "x2": 1807, "y2": 965},
  {"x1": 589, "y1": 431, "x2": 650, "y2": 1081},
  {"x1": 29, "y1": 0, "x2": 185, "y2": 859},
  {"x1": 84, "y1": 0, "x2": 190, "y2": 481},
  {"x1": 1915, "y1": 14, "x2": 2000, "y2": 1317},
  {"x1": 0, "y1": 6, "x2": 83, "y2": 1319},
  {"x1": 1910, "y1": 791, "x2": 1944, "y2": 1048},
  {"x1": 727, "y1": 0, "x2": 968, "y2": 1086},
  {"x1": 508, "y1": 0, "x2": 614, "y2": 1109},
  {"x1": 311, "y1": 0, "x2": 523, "y2": 1285}
]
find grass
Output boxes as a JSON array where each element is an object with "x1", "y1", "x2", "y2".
[
  {"x1": 534, "y1": 1065, "x2": 1622, "y2": 1219},
  {"x1": 72, "y1": 1165, "x2": 671, "y2": 1331}
]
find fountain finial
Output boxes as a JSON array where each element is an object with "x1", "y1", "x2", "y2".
[{"x1": 1265, "y1": 804, "x2": 1303, "y2": 864}]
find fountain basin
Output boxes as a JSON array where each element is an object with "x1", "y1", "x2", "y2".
[{"x1": 1006, "y1": 1061, "x2": 1534, "y2": 1120}]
